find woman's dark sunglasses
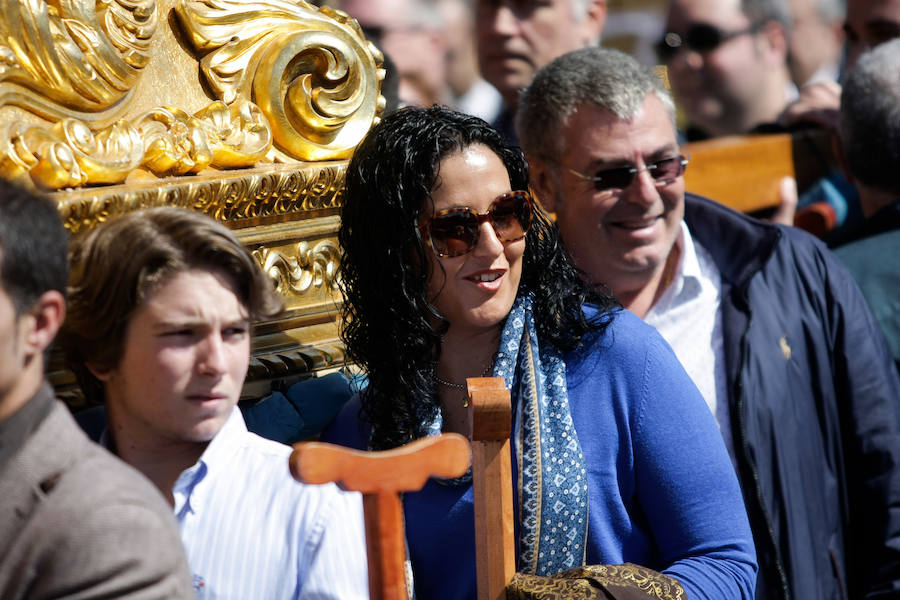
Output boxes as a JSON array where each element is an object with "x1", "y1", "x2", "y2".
[
  {"x1": 655, "y1": 23, "x2": 761, "y2": 63},
  {"x1": 420, "y1": 190, "x2": 534, "y2": 258},
  {"x1": 569, "y1": 154, "x2": 690, "y2": 193}
]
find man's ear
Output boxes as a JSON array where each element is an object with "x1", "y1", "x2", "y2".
[
  {"x1": 526, "y1": 154, "x2": 559, "y2": 214},
  {"x1": 581, "y1": 0, "x2": 608, "y2": 45},
  {"x1": 23, "y1": 290, "x2": 65, "y2": 357},
  {"x1": 759, "y1": 20, "x2": 789, "y2": 64}
]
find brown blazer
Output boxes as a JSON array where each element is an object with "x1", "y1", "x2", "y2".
[{"x1": 0, "y1": 386, "x2": 194, "y2": 599}]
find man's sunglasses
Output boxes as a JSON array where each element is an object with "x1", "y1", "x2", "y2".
[
  {"x1": 419, "y1": 190, "x2": 534, "y2": 258},
  {"x1": 655, "y1": 23, "x2": 761, "y2": 63},
  {"x1": 569, "y1": 154, "x2": 690, "y2": 192}
]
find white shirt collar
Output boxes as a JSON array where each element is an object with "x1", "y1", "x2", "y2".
[
  {"x1": 653, "y1": 220, "x2": 704, "y2": 309},
  {"x1": 644, "y1": 222, "x2": 732, "y2": 459},
  {"x1": 173, "y1": 406, "x2": 245, "y2": 517}
]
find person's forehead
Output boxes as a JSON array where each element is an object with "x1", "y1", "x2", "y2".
[
  {"x1": 561, "y1": 97, "x2": 678, "y2": 159},
  {"x1": 787, "y1": 0, "x2": 819, "y2": 22},
  {"x1": 480, "y1": 0, "x2": 577, "y2": 16},
  {"x1": 667, "y1": 0, "x2": 748, "y2": 27},
  {"x1": 140, "y1": 269, "x2": 247, "y2": 318},
  {"x1": 338, "y1": 0, "x2": 413, "y2": 27},
  {"x1": 548, "y1": 0, "x2": 578, "y2": 12},
  {"x1": 430, "y1": 146, "x2": 510, "y2": 206}
]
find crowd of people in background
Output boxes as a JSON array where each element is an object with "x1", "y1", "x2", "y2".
[{"x1": 2, "y1": 0, "x2": 900, "y2": 598}]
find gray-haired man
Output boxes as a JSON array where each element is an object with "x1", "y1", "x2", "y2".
[{"x1": 517, "y1": 45, "x2": 900, "y2": 599}]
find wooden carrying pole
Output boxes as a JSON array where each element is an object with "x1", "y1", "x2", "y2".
[
  {"x1": 468, "y1": 377, "x2": 516, "y2": 600},
  {"x1": 290, "y1": 435, "x2": 471, "y2": 600}
]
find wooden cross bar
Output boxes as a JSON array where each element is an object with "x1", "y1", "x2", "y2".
[{"x1": 289, "y1": 434, "x2": 471, "y2": 600}]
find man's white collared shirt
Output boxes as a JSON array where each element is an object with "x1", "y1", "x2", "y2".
[
  {"x1": 645, "y1": 221, "x2": 733, "y2": 457},
  {"x1": 173, "y1": 407, "x2": 369, "y2": 599}
]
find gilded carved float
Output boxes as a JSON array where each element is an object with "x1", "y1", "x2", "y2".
[{"x1": 0, "y1": 0, "x2": 384, "y2": 406}]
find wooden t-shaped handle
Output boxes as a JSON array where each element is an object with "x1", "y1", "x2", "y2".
[
  {"x1": 290, "y1": 434, "x2": 470, "y2": 600},
  {"x1": 467, "y1": 376, "x2": 516, "y2": 600}
]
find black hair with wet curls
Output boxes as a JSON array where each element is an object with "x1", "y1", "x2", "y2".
[{"x1": 339, "y1": 105, "x2": 617, "y2": 450}]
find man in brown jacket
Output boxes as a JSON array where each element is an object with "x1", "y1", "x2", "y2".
[{"x1": 0, "y1": 180, "x2": 194, "y2": 599}]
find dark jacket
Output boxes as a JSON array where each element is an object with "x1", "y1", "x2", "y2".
[{"x1": 685, "y1": 193, "x2": 900, "y2": 600}]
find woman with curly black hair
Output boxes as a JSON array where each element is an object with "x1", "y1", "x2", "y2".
[{"x1": 324, "y1": 106, "x2": 756, "y2": 600}]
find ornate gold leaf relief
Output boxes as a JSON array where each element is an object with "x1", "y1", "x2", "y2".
[
  {"x1": 0, "y1": 98, "x2": 271, "y2": 187},
  {"x1": 0, "y1": 0, "x2": 382, "y2": 189},
  {"x1": 139, "y1": 100, "x2": 271, "y2": 176},
  {"x1": 175, "y1": 0, "x2": 384, "y2": 161},
  {"x1": 0, "y1": 0, "x2": 157, "y2": 111},
  {"x1": 253, "y1": 239, "x2": 341, "y2": 296}
]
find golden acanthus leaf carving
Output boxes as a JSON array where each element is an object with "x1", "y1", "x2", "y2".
[
  {"x1": 0, "y1": 99, "x2": 272, "y2": 188},
  {"x1": 0, "y1": 117, "x2": 143, "y2": 188},
  {"x1": 0, "y1": 0, "x2": 158, "y2": 113},
  {"x1": 175, "y1": 0, "x2": 384, "y2": 161},
  {"x1": 139, "y1": 100, "x2": 271, "y2": 176},
  {"x1": 253, "y1": 240, "x2": 341, "y2": 296}
]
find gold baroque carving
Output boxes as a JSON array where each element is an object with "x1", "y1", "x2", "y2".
[
  {"x1": 175, "y1": 0, "x2": 384, "y2": 161},
  {"x1": 55, "y1": 162, "x2": 344, "y2": 233},
  {"x1": 139, "y1": 100, "x2": 272, "y2": 175},
  {"x1": 0, "y1": 99, "x2": 272, "y2": 188},
  {"x1": 253, "y1": 240, "x2": 341, "y2": 297},
  {"x1": 0, "y1": 0, "x2": 381, "y2": 189},
  {"x1": 0, "y1": 118, "x2": 145, "y2": 188},
  {"x1": 0, "y1": 0, "x2": 158, "y2": 113}
]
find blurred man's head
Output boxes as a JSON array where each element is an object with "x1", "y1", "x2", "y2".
[
  {"x1": 63, "y1": 207, "x2": 281, "y2": 451},
  {"x1": 658, "y1": 0, "x2": 792, "y2": 137},
  {"x1": 336, "y1": 0, "x2": 448, "y2": 107},
  {"x1": 839, "y1": 37, "x2": 900, "y2": 216},
  {"x1": 0, "y1": 181, "x2": 68, "y2": 420},
  {"x1": 518, "y1": 48, "x2": 686, "y2": 313},
  {"x1": 476, "y1": 0, "x2": 606, "y2": 111},
  {"x1": 844, "y1": 0, "x2": 900, "y2": 68},
  {"x1": 440, "y1": 0, "x2": 480, "y2": 98},
  {"x1": 786, "y1": 0, "x2": 845, "y2": 85}
]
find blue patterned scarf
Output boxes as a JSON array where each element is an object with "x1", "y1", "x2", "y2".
[
  {"x1": 415, "y1": 294, "x2": 589, "y2": 576},
  {"x1": 494, "y1": 294, "x2": 589, "y2": 576}
]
